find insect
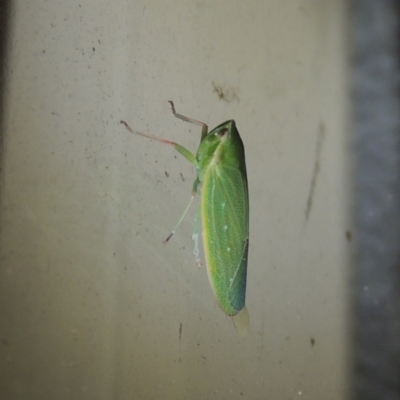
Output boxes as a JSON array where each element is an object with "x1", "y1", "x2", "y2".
[{"x1": 121, "y1": 102, "x2": 249, "y2": 335}]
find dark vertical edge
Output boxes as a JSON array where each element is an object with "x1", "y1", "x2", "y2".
[
  {"x1": 352, "y1": 0, "x2": 400, "y2": 399},
  {"x1": 0, "y1": 1, "x2": 12, "y2": 215}
]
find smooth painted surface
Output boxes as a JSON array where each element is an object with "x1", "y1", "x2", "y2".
[{"x1": 0, "y1": 1, "x2": 350, "y2": 399}]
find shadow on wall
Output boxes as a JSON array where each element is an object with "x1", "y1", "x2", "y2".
[{"x1": 0, "y1": 0, "x2": 13, "y2": 225}]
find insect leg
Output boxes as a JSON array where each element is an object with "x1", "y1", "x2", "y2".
[
  {"x1": 120, "y1": 119, "x2": 197, "y2": 166},
  {"x1": 163, "y1": 178, "x2": 200, "y2": 244},
  {"x1": 168, "y1": 101, "x2": 208, "y2": 141},
  {"x1": 121, "y1": 120, "x2": 176, "y2": 145}
]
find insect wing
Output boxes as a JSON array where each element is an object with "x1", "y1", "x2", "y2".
[{"x1": 201, "y1": 162, "x2": 249, "y2": 316}]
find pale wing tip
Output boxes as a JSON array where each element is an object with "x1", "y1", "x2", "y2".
[{"x1": 232, "y1": 307, "x2": 250, "y2": 337}]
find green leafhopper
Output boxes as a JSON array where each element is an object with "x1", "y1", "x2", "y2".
[{"x1": 121, "y1": 102, "x2": 249, "y2": 336}]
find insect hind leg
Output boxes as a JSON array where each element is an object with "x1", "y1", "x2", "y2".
[{"x1": 163, "y1": 192, "x2": 196, "y2": 244}]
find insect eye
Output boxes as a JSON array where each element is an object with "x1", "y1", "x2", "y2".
[{"x1": 217, "y1": 128, "x2": 229, "y2": 137}]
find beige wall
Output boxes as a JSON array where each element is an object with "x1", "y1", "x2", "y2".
[{"x1": 0, "y1": 1, "x2": 350, "y2": 399}]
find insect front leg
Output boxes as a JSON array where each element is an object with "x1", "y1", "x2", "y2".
[{"x1": 168, "y1": 101, "x2": 208, "y2": 141}]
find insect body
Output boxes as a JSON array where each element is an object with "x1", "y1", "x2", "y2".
[{"x1": 121, "y1": 102, "x2": 249, "y2": 335}]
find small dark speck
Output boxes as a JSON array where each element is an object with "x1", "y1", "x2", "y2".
[
  {"x1": 92, "y1": 47, "x2": 95, "y2": 52},
  {"x1": 310, "y1": 337, "x2": 316, "y2": 347},
  {"x1": 346, "y1": 230, "x2": 352, "y2": 242},
  {"x1": 42, "y1": 50, "x2": 46, "y2": 54},
  {"x1": 165, "y1": 171, "x2": 169, "y2": 177},
  {"x1": 180, "y1": 172, "x2": 185, "y2": 182}
]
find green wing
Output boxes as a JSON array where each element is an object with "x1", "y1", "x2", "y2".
[{"x1": 201, "y1": 163, "x2": 249, "y2": 316}]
